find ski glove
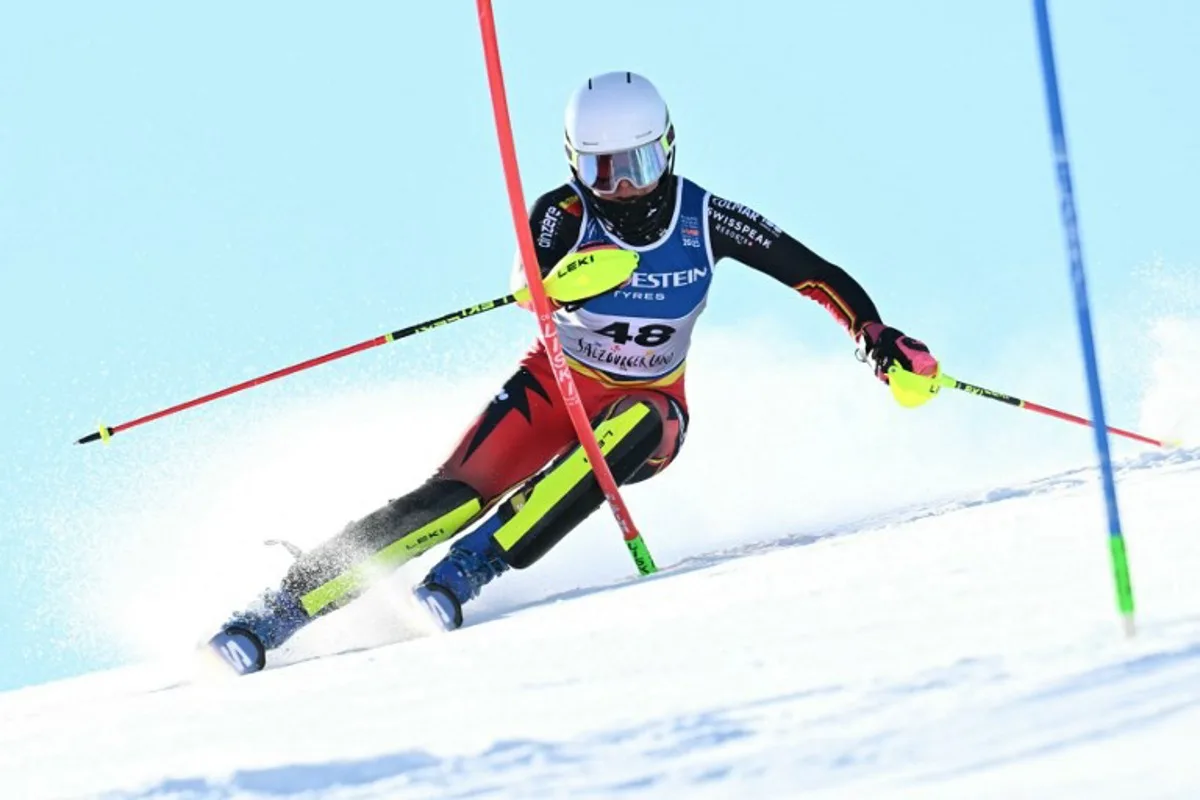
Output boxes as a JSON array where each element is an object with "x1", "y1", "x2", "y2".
[{"x1": 859, "y1": 321, "x2": 939, "y2": 383}]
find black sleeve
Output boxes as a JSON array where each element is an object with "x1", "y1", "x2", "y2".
[
  {"x1": 707, "y1": 194, "x2": 882, "y2": 338},
  {"x1": 525, "y1": 184, "x2": 586, "y2": 276}
]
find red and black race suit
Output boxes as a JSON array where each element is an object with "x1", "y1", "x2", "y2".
[{"x1": 435, "y1": 178, "x2": 884, "y2": 502}]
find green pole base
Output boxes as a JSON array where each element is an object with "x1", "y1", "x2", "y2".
[
  {"x1": 626, "y1": 535, "x2": 657, "y2": 576},
  {"x1": 1109, "y1": 534, "x2": 1136, "y2": 637}
]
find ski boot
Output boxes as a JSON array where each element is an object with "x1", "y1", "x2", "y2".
[
  {"x1": 206, "y1": 587, "x2": 309, "y2": 676},
  {"x1": 414, "y1": 513, "x2": 509, "y2": 631}
]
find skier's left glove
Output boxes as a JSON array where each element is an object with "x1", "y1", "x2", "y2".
[{"x1": 859, "y1": 321, "x2": 939, "y2": 383}]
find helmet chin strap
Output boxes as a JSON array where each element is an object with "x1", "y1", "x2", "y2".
[{"x1": 584, "y1": 172, "x2": 677, "y2": 247}]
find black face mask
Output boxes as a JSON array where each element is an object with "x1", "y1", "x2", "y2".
[{"x1": 582, "y1": 173, "x2": 677, "y2": 247}]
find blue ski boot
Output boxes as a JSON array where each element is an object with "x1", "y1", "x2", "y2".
[
  {"x1": 206, "y1": 588, "x2": 309, "y2": 675},
  {"x1": 414, "y1": 513, "x2": 509, "y2": 631}
]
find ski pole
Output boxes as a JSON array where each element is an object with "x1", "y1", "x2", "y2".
[
  {"x1": 75, "y1": 249, "x2": 638, "y2": 445},
  {"x1": 888, "y1": 365, "x2": 1176, "y2": 449}
]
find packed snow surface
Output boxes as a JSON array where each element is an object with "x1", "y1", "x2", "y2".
[
  {"x1": 9, "y1": 323, "x2": 1200, "y2": 798},
  {"x1": 5, "y1": 446, "x2": 1200, "y2": 799}
]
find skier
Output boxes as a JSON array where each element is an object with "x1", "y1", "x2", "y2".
[{"x1": 207, "y1": 71, "x2": 939, "y2": 675}]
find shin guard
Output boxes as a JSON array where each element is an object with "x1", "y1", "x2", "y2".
[
  {"x1": 492, "y1": 400, "x2": 663, "y2": 570},
  {"x1": 284, "y1": 479, "x2": 483, "y2": 618}
]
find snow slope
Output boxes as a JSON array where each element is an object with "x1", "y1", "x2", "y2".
[
  {"x1": 5, "y1": 444, "x2": 1200, "y2": 799},
  {"x1": 8, "y1": 318, "x2": 1200, "y2": 799}
]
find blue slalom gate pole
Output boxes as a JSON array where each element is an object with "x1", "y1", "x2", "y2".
[{"x1": 1032, "y1": 0, "x2": 1135, "y2": 635}]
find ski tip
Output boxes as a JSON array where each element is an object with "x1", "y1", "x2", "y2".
[{"x1": 204, "y1": 627, "x2": 268, "y2": 677}]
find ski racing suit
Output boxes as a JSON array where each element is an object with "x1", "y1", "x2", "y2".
[{"x1": 265, "y1": 175, "x2": 900, "y2": 634}]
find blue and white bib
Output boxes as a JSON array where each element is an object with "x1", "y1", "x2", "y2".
[{"x1": 553, "y1": 178, "x2": 715, "y2": 382}]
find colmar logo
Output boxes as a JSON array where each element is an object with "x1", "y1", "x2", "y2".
[
  {"x1": 708, "y1": 196, "x2": 781, "y2": 250},
  {"x1": 709, "y1": 197, "x2": 782, "y2": 236}
]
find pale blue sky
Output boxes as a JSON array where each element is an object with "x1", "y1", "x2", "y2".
[{"x1": 2, "y1": 2, "x2": 1197, "y2": 690}]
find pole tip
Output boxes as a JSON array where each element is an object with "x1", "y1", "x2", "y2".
[
  {"x1": 1122, "y1": 614, "x2": 1136, "y2": 639},
  {"x1": 75, "y1": 426, "x2": 113, "y2": 446}
]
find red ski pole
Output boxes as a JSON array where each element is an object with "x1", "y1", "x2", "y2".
[
  {"x1": 889, "y1": 366, "x2": 1178, "y2": 449},
  {"x1": 73, "y1": 253, "x2": 635, "y2": 446},
  {"x1": 74, "y1": 297, "x2": 514, "y2": 445}
]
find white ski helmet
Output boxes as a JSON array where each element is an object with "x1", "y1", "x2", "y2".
[{"x1": 564, "y1": 71, "x2": 676, "y2": 197}]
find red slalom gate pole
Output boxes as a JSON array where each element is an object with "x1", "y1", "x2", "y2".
[{"x1": 475, "y1": 0, "x2": 656, "y2": 575}]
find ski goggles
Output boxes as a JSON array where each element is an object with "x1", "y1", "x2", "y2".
[{"x1": 567, "y1": 129, "x2": 674, "y2": 195}]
